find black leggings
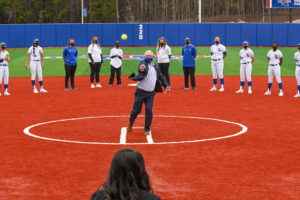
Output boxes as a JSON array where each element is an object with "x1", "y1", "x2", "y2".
[
  {"x1": 89, "y1": 62, "x2": 102, "y2": 83},
  {"x1": 109, "y1": 65, "x2": 121, "y2": 85},
  {"x1": 183, "y1": 67, "x2": 195, "y2": 88},
  {"x1": 158, "y1": 62, "x2": 170, "y2": 85},
  {"x1": 65, "y1": 64, "x2": 77, "y2": 89}
]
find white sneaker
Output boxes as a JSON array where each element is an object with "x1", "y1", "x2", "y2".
[
  {"x1": 278, "y1": 91, "x2": 284, "y2": 97},
  {"x1": 96, "y1": 83, "x2": 102, "y2": 88},
  {"x1": 264, "y1": 90, "x2": 271, "y2": 95},
  {"x1": 0, "y1": 93, "x2": 1, "y2": 96},
  {"x1": 236, "y1": 89, "x2": 243, "y2": 93},
  {"x1": 248, "y1": 89, "x2": 252, "y2": 94},
  {"x1": 33, "y1": 88, "x2": 39, "y2": 93},
  {"x1": 91, "y1": 84, "x2": 95, "y2": 88},
  {"x1": 294, "y1": 93, "x2": 300, "y2": 98},
  {"x1": 40, "y1": 88, "x2": 48, "y2": 93},
  {"x1": 219, "y1": 87, "x2": 224, "y2": 92},
  {"x1": 4, "y1": 91, "x2": 10, "y2": 96},
  {"x1": 209, "y1": 87, "x2": 217, "y2": 91}
]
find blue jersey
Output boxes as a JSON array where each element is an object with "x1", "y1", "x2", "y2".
[
  {"x1": 63, "y1": 46, "x2": 78, "y2": 66},
  {"x1": 182, "y1": 44, "x2": 197, "y2": 67}
]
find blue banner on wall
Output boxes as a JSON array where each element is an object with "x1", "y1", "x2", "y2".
[{"x1": 267, "y1": 0, "x2": 300, "y2": 8}]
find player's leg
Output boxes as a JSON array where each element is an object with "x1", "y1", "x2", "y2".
[
  {"x1": 116, "y1": 67, "x2": 122, "y2": 86},
  {"x1": 37, "y1": 63, "x2": 47, "y2": 92},
  {"x1": 189, "y1": 67, "x2": 196, "y2": 90},
  {"x1": 218, "y1": 62, "x2": 224, "y2": 92},
  {"x1": 210, "y1": 62, "x2": 217, "y2": 91},
  {"x1": 64, "y1": 64, "x2": 71, "y2": 90},
  {"x1": 0, "y1": 67, "x2": 3, "y2": 96},
  {"x1": 246, "y1": 64, "x2": 253, "y2": 93},
  {"x1": 165, "y1": 63, "x2": 170, "y2": 86},
  {"x1": 294, "y1": 67, "x2": 300, "y2": 97},
  {"x1": 236, "y1": 64, "x2": 245, "y2": 93},
  {"x1": 109, "y1": 65, "x2": 116, "y2": 86},
  {"x1": 3, "y1": 67, "x2": 10, "y2": 95},
  {"x1": 265, "y1": 66, "x2": 273, "y2": 95},
  {"x1": 129, "y1": 89, "x2": 145, "y2": 130},
  {"x1": 144, "y1": 92, "x2": 155, "y2": 134},
  {"x1": 95, "y1": 63, "x2": 102, "y2": 87},
  {"x1": 30, "y1": 62, "x2": 38, "y2": 93},
  {"x1": 89, "y1": 62, "x2": 95, "y2": 88},
  {"x1": 70, "y1": 65, "x2": 77, "y2": 89},
  {"x1": 181, "y1": 67, "x2": 189, "y2": 89},
  {"x1": 274, "y1": 65, "x2": 283, "y2": 96}
]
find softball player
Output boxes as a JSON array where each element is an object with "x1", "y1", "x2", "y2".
[
  {"x1": 25, "y1": 39, "x2": 47, "y2": 93},
  {"x1": 236, "y1": 41, "x2": 255, "y2": 94},
  {"x1": 210, "y1": 36, "x2": 227, "y2": 92},
  {"x1": 0, "y1": 42, "x2": 10, "y2": 96},
  {"x1": 294, "y1": 43, "x2": 300, "y2": 98},
  {"x1": 264, "y1": 42, "x2": 283, "y2": 96}
]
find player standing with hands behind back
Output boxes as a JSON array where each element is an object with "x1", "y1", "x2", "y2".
[
  {"x1": 236, "y1": 41, "x2": 255, "y2": 94},
  {"x1": 210, "y1": 36, "x2": 227, "y2": 92},
  {"x1": 25, "y1": 39, "x2": 47, "y2": 94},
  {"x1": 63, "y1": 39, "x2": 78, "y2": 90},
  {"x1": 0, "y1": 42, "x2": 10, "y2": 96},
  {"x1": 264, "y1": 42, "x2": 284, "y2": 96},
  {"x1": 88, "y1": 36, "x2": 103, "y2": 88},
  {"x1": 293, "y1": 43, "x2": 300, "y2": 98}
]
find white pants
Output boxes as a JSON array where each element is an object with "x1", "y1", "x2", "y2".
[
  {"x1": 30, "y1": 61, "x2": 43, "y2": 81},
  {"x1": 211, "y1": 60, "x2": 224, "y2": 79},
  {"x1": 268, "y1": 64, "x2": 281, "y2": 83},
  {"x1": 240, "y1": 63, "x2": 252, "y2": 82},
  {"x1": 296, "y1": 67, "x2": 300, "y2": 85},
  {"x1": 0, "y1": 65, "x2": 9, "y2": 85}
]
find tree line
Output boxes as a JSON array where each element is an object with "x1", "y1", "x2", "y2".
[{"x1": 0, "y1": 0, "x2": 299, "y2": 24}]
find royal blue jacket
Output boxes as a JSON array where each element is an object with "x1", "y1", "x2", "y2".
[
  {"x1": 182, "y1": 44, "x2": 197, "y2": 67},
  {"x1": 63, "y1": 46, "x2": 78, "y2": 66}
]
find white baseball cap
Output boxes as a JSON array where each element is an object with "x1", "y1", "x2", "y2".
[
  {"x1": 243, "y1": 41, "x2": 249, "y2": 45},
  {"x1": 33, "y1": 39, "x2": 39, "y2": 43},
  {"x1": 0, "y1": 42, "x2": 6, "y2": 46}
]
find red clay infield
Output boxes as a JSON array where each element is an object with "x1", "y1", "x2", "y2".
[{"x1": 0, "y1": 75, "x2": 299, "y2": 200}]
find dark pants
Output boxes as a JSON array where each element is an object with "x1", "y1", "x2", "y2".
[
  {"x1": 89, "y1": 62, "x2": 102, "y2": 83},
  {"x1": 129, "y1": 89, "x2": 155, "y2": 132},
  {"x1": 183, "y1": 67, "x2": 196, "y2": 88},
  {"x1": 158, "y1": 62, "x2": 170, "y2": 85},
  {"x1": 109, "y1": 65, "x2": 121, "y2": 85},
  {"x1": 65, "y1": 64, "x2": 77, "y2": 89}
]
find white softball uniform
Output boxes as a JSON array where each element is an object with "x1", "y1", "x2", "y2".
[
  {"x1": 294, "y1": 51, "x2": 300, "y2": 85},
  {"x1": 0, "y1": 50, "x2": 9, "y2": 85},
  {"x1": 28, "y1": 46, "x2": 43, "y2": 81},
  {"x1": 267, "y1": 49, "x2": 283, "y2": 83},
  {"x1": 88, "y1": 44, "x2": 102, "y2": 63},
  {"x1": 211, "y1": 44, "x2": 226, "y2": 79},
  {"x1": 110, "y1": 47, "x2": 123, "y2": 68},
  {"x1": 157, "y1": 45, "x2": 171, "y2": 63},
  {"x1": 239, "y1": 48, "x2": 254, "y2": 82}
]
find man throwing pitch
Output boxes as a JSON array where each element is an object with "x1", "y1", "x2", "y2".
[
  {"x1": 127, "y1": 50, "x2": 170, "y2": 136},
  {"x1": 264, "y1": 41, "x2": 283, "y2": 96}
]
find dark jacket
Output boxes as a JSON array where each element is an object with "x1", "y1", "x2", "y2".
[
  {"x1": 129, "y1": 60, "x2": 169, "y2": 92},
  {"x1": 90, "y1": 189, "x2": 161, "y2": 200}
]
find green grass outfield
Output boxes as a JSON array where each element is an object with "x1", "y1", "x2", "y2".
[{"x1": 7, "y1": 46, "x2": 298, "y2": 78}]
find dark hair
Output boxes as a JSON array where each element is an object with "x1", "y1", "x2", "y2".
[{"x1": 100, "y1": 148, "x2": 152, "y2": 200}]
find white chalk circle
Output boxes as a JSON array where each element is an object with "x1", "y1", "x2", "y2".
[{"x1": 23, "y1": 115, "x2": 248, "y2": 145}]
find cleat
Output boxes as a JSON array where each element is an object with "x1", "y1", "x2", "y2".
[
  {"x1": 109, "y1": 84, "x2": 113, "y2": 87},
  {"x1": 40, "y1": 88, "x2": 48, "y2": 93},
  {"x1": 264, "y1": 91, "x2": 271, "y2": 95},
  {"x1": 209, "y1": 87, "x2": 217, "y2": 91},
  {"x1": 0, "y1": 93, "x2": 1, "y2": 96},
  {"x1": 127, "y1": 123, "x2": 132, "y2": 133},
  {"x1": 248, "y1": 89, "x2": 252, "y2": 94},
  {"x1": 4, "y1": 91, "x2": 10, "y2": 96},
  {"x1": 145, "y1": 131, "x2": 150, "y2": 136},
  {"x1": 219, "y1": 87, "x2": 224, "y2": 92},
  {"x1": 294, "y1": 93, "x2": 300, "y2": 98},
  {"x1": 33, "y1": 88, "x2": 39, "y2": 93},
  {"x1": 181, "y1": 87, "x2": 189, "y2": 90},
  {"x1": 278, "y1": 91, "x2": 284, "y2": 97},
  {"x1": 65, "y1": 88, "x2": 69, "y2": 91},
  {"x1": 96, "y1": 83, "x2": 102, "y2": 88},
  {"x1": 236, "y1": 89, "x2": 243, "y2": 93},
  {"x1": 71, "y1": 87, "x2": 77, "y2": 90},
  {"x1": 91, "y1": 84, "x2": 95, "y2": 88},
  {"x1": 117, "y1": 84, "x2": 123, "y2": 87},
  {"x1": 192, "y1": 87, "x2": 196, "y2": 90}
]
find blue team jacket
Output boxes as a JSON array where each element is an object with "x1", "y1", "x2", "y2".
[
  {"x1": 182, "y1": 44, "x2": 197, "y2": 67},
  {"x1": 63, "y1": 46, "x2": 78, "y2": 66}
]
